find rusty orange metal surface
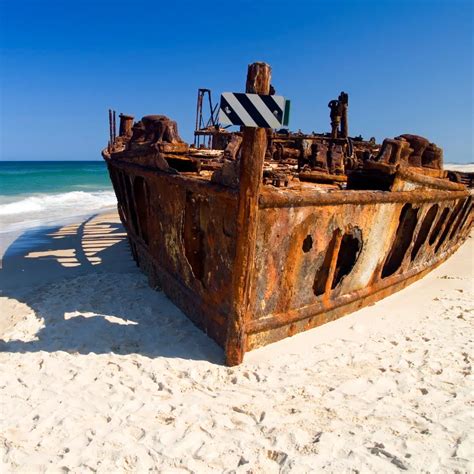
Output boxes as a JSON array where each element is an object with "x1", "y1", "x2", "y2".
[{"x1": 102, "y1": 63, "x2": 473, "y2": 365}]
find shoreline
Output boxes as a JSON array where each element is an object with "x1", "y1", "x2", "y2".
[
  {"x1": 0, "y1": 211, "x2": 473, "y2": 471},
  {"x1": 0, "y1": 206, "x2": 118, "y2": 261}
]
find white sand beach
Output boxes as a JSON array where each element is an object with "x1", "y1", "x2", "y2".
[
  {"x1": 445, "y1": 163, "x2": 474, "y2": 173},
  {"x1": 0, "y1": 211, "x2": 473, "y2": 473}
]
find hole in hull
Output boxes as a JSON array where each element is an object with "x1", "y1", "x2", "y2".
[
  {"x1": 133, "y1": 176, "x2": 149, "y2": 245},
  {"x1": 331, "y1": 228, "x2": 362, "y2": 289},
  {"x1": 457, "y1": 202, "x2": 473, "y2": 235},
  {"x1": 124, "y1": 175, "x2": 139, "y2": 236},
  {"x1": 382, "y1": 204, "x2": 418, "y2": 278},
  {"x1": 435, "y1": 200, "x2": 465, "y2": 253},
  {"x1": 302, "y1": 235, "x2": 313, "y2": 253},
  {"x1": 313, "y1": 230, "x2": 339, "y2": 296},
  {"x1": 108, "y1": 167, "x2": 127, "y2": 224},
  {"x1": 429, "y1": 207, "x2": 450, "y2": 245},
  {"x1": 410, "y1": 204, "x2": 439, "y2": 261},
  {"x1": 449, "y1": 197, "x2": 472, "y2": 241}
]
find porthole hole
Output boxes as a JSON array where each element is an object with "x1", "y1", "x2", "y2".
[
  {"x1": 331, "y1": 229, "x2": 362, "y2": 289},
  {"x1": 302, "y1": 235, "x2": 313, "y2": 253}
]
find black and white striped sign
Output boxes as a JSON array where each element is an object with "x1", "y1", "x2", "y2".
[{"x1": 219, "y1": 93, "x2": 290, "y2": 129}]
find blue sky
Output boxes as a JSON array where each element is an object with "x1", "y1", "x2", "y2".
[{"x1": 0, "y1": 0, "x2": 472, "y2": 162}]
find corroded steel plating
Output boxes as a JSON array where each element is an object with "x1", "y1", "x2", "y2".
[{"x1": 103, "y1": 63, "x2": 473, "y2": 365}]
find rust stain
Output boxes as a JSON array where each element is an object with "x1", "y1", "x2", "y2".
[{"x1": 102, "y1": 63, "x2": 474, "y2": 365}]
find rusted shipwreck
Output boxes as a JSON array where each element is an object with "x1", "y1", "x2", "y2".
[{"x1": 102, "y1": 62, "x2": 473, "y2": 365}]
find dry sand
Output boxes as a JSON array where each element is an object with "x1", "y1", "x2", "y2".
[
  {"x1": 0, "y1": 212, "x2": 473, "y2": 473},
  {"x1": 444, "y1": 163, "x2": 474, "y2": 173}
]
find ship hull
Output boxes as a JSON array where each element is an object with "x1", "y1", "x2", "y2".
[{"x1": 105, "y1": 156, "x2": 473, "y2": 359}]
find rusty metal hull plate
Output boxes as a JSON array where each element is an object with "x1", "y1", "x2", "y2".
[{"x1": 105, "y1": 157, "x2": 473, "y2": 359}]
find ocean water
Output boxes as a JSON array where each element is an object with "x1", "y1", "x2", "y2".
[
  {"x1": 0, "y1": 161, "x2": 117, "y2": 234},
  {"x1": 1, "y1": 160, "x2": 470, "y2": 237}
]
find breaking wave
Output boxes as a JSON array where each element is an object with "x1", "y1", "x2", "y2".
[
  {"x1": 0, "y1": 191, "x2": 117, "y2": 216},
  {"x1": 0, "y1": 191, "x2": 117, "y2": 233}
]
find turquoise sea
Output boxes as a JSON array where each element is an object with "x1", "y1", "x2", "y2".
[{"x1": 0, "y1": 161, "x2": 116, "y2": 233}]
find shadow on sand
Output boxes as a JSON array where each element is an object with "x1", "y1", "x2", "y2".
[{"x1": 0, "y1": 212, "x2": 223, "y2": 363}]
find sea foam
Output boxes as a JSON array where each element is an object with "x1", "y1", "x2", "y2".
[
  {"x1": 0, "y1": 191, "x2": 117, "y2": 233},
  {"x1": 0, "y1": 191, "x2": 116, "y2": 216}
]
